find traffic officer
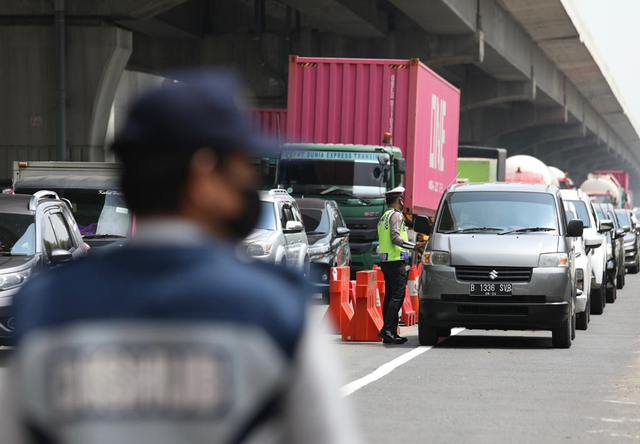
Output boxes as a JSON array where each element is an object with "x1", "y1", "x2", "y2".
[
  {"x1": 377, "y1": 187, "x2": 424, "y2": 344},
  {"x1": 0, "y1": 72, "x2": 361, "y2": 444}
]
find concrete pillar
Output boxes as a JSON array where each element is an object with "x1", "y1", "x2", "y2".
[{"x1": 0, "y1": 25, "x2": 131, "y2": 180}]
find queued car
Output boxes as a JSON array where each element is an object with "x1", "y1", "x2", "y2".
[
  {"x1": 0, "y1": 191, "x2": 90, "y2": 345},
  {"x1": 593, "y1": 203, "x2": 624, "y2": 302},
  {"x1": 561, "y1": 189, "x2": 607, "y2": 315},
  {"x1": 418, "y1": 183, "x2": 583, "y2": 349},
  {"x1": 242, "y1": 189, "x2": 310, "y2": 275},
  {"x1": 14, "y1": 176, "x2": 132, "y2": 250},
  {"x1": 615, "y1": 209, "x2": 639, "y2": 274},
  {"x1": 563, "y1": 202, "x2": 601, "y2": 330},
  {"x1": 297, "y1": 198, "x2": 351, "y2": 301},
  {"x1": 602, "y1": 204, "x2": 627, "y2": 290}
]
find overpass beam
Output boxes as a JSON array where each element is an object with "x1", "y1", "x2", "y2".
[
  {"x1": 460, "y1": 76, "x2": 536, "y2": 112},
  {"x1": 0, "y1": 25, "x2": 131, "y2": 177}
]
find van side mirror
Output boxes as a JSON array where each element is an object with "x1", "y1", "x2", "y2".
[
  {"x1": 615, "y1": 229, "x2": 625, "y2": 239},
  {"x1": 394, "y1": 158, "x2": 406, "y2": 175},
  {"x1": 598, "y1": 220, "x2": 613, "y2": 233},
  {"x1": 584, "y1": 235, "x2": 603, "y2": 248},
  {"x1": 413, "y1": 215, "x2": 432, "y2": 235},
  {"x1": 623, "y1": 225, "x2": 631, "y2": 233},
  {"x1": 567, "y1": 219, "x2": 583, "y2": 238}
]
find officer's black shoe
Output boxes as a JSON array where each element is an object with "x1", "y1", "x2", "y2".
[
  {"x1": 378, "y1": 330, "x2": 403, "y2": 344},
  {"x1": 394, "y1": 334, "x2": 408, "y2": 343}
]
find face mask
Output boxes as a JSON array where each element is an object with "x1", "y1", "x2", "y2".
[{"x1": 223, "y1": 186, "x2": 261, "y2": 241}]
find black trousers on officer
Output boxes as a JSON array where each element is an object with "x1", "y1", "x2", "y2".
[{"x1": 380, "y1": 260, "x2": 408, "y2": 333}]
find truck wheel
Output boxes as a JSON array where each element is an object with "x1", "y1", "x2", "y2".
[
  {"x1": 552, "y1": 315, "x2": 572, "y2": 349},
  {"x1": 590, "y1": 286, "x2": 604, "y2": 315},
  {"x1": 418, "y1": 315, "x2": 438, "y2": 346}
]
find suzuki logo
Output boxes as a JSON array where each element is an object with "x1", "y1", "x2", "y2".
[{"x1": 489, "y1": 270, "x2": 499, "y2": 280}]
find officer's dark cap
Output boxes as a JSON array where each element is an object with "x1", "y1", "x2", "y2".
[{"x1": 111, "y1": 71, "x2": 276, "y2": 159}]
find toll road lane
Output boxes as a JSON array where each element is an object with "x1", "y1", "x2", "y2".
[{"x1": 332, "y1": 272, "x2": 640, "y2": 443}]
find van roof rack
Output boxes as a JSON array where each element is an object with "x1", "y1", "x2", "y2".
[{"x1": 28, "y1": 190, "x2": 60, "y2": 211}]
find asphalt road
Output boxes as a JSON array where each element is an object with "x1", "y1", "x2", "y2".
[
  {"x1": 1, "y1": 277, "x2": 639, "y2": 443},
  {"x1": 330, "y1": 273, "x2": 640, "y2": 443}
]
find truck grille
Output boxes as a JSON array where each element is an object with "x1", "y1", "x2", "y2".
[{"x1": 455, "y1": 266, "x2": 532, "y2": 283}]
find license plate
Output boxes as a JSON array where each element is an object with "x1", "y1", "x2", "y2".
[{"x1": 470, "y1": 283, "x2": 513, "y2": 296}]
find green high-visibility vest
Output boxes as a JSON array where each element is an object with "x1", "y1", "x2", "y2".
[{"x1": 377, "y1": 209, "x2": 410, "y2": 262}]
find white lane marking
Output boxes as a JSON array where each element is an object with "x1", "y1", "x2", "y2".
[
  {"x1": 341, "y1": 328, "x2": 465, "y2": 397},
  {"x1": 607, "y1": 400, "x2": 640, "y2": 405}
]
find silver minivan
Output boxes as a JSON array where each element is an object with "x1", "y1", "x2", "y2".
[{"x1": 417, "y1": 183, "x2": 584, "y2": 349}]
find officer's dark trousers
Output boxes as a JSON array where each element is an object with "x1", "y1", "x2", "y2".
[{"x1": 380, "y1": 260, "x2": 408, "y2": 333}]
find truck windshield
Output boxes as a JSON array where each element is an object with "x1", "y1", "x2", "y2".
[
  {"x1": 0, "y1": 214, "x2": 35, "y2": 255},
  {"x1": 17, "y1": 188, "x2": 131, "y2": 238},
  {"x1": 278, "y1": 158, "x2": 386, "y2": 198},
  {"x1": 438, "y1": 192, "x2": 558, "y2": 234},
  {"x1": 566, "y1": 200, "x2": 591, "y2": 228}
]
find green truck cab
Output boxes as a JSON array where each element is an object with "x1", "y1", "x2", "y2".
[{"x1": 275, "y1": 143, "x2": 405, "y2": 272}]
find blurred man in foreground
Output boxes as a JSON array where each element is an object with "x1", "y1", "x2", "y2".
[{"x1": 0, "y1": 73, "x2": 360, "y2": 444}]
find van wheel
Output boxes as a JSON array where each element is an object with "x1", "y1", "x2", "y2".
[
  {"x1": 552, "y1": 315, "x2": 572, "y2": 349},
  {"x1": 590, "y1": 286, "x2": 604, "y2": 315},
  {"x1": 571, "y1": 311, "x2": 576, "y2": 340},
  {"x1": 418, "y1": 314, "x2": 438, "y2": 346},
  {"x1": 576, "y1": 299, "x2": 589, "y2": 331},
  {"x1": 437, "y1": 328, "x2": 451, "y2": 338}
]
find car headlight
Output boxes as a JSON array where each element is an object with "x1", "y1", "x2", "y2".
[
  {"x1": 246, "y1": 242, "x2": 273, "y2": 257},
  {"x1": 0, "y1": 270, "x2": 30, "y2": 291},
  {"x1": 309, "y1": 243, "x2": 331, "y2": 255},
  {"x1": 538, "y1": 253, "x2": 569, "y2": 268},
  {"x1": 423, "y1": 250, "x2": 450, "y2": 266}
]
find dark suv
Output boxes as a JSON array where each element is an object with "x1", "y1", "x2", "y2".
[
  {"x1": 0, "y1": 191, "x2": 89, "y2": 345},
  {"x1": 297, "y1": 198, "x2": 351, "y2": 301}
]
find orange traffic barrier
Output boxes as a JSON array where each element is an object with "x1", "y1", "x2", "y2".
[
  {"x1": 372, "y1": 265, "x2": 385, "y2": 318},
  {"x1": 401, "y1": 287, "x2": 416, "y2": 326},
  {"x1": 408, "y1": 265, "x2": 420, "y2": 313},
  {"x1": 342, "y1": 270, "x2": 384, "y2": 342},
  {"x1": 323, "y1": 266, "x2": 354, "y2": 334},
  {"x1": 349, "y1": 280, "x2": 357, "y2": 308}
]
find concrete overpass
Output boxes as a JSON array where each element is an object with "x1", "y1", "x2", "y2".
[{"x1": 1, "y1": 0, "x2": 639, "y2": 193}]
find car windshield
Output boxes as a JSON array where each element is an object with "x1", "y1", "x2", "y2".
[
  {"x1": 256, "y1": 201, "x2": 277, "y2": 230},
  {"x1": 16, "y1": 188, "x2": 132, "y2": 238},
  {"x1": 0, "y1": 213, "x2": 36, "y2": 255},
  {"x1": 615, "y1": 210, "x2": 631, "y2": 227},
  {"x1": 438, "y1": 191, "x2": 558, "y2": 233},
  {"x1": 567, "y1": 200, "x2": 591, "y2": 228},
  {"x1": 300, "y1": 207, "x2": 330, "y2": 234},
  {"x1": 277, "y1": 152, "x2": 387, "y2": 198}
]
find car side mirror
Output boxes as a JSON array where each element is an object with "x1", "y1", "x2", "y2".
[
  {"x1": 413, "y1": 215, "x2": 432, "y2": 235},
  {"x1": 336, "y1": 227, "x2": 350, "y2": 237},
  {"x1": 567, "y1": 219, "x2": 584, "y2": 238},
  {"x1": 51, "y1": 248, "x2": 72, "y2": 264},
  {"x1": 584, "y1": 235, "x2": 603, "y2": 248},
  {"x1": 284, "y1": 221, "x2": 304, "y2": 233},
  {"x1": 598, "y1": 219, "x2": 613, "y2": 233},
  {"x1": 615, "y1": 229, "x2": 625, "y2": 239},
  {"x1": 623, "y1": 225, "x2": 631, "y2": 233}
]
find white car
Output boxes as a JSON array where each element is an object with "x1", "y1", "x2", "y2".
[
  {"x1": 563, "y1": 202, "x2": 592, "y2": 331},
  {"x1": 561, "y1": 190, "x2": 605, "y2": 319}
]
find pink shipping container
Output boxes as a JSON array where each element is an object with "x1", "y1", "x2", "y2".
[
  {"x1": 248, "y1": 108, "x2": 288, "y2": 144},
  {"x1": 286, "y1": 55, "x2": 460, "y2": 216}
]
